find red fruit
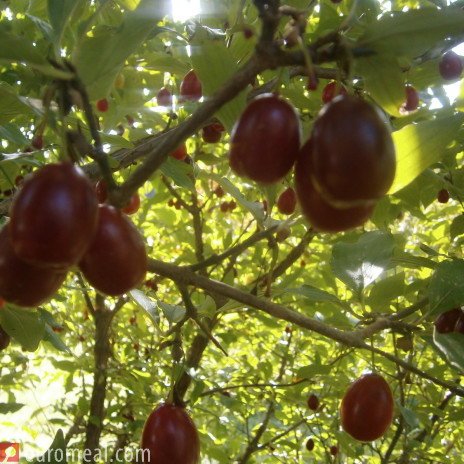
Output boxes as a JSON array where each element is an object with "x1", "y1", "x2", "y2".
[
  {"x1": 402, "y1": 86, "x2": 420, "y2": 112},
  {"x1": 14, "y1": 175, "x2": 24, "y2": 187},
  {"x1": 202, "y1": 124, "x2": 225, "y2": 143},
  {"x1": 32, "y1": 135, "x2": 44, "y2": 150},
  {"x1": 321, "y1": 81, "x2": 347, "y2": 104},
  {"x1": 0, "y1": 223, "x2": 67, "y2": 307},
  {"x1": 171, "y1": 144, "x2": 188, "y2": 161},
  {"x1": 434, "y1": 307, "x2": 462, "y2": 334},
  {"x1": 454, "y1": 312, "x2": 464, "y2": 334},
  {"x1": 277, "y1": 187, "x2": 297, "y2": 215},
  {"x1": 0, "y1": 325, "x2": 11, "y2": 351},
  {"x1": 141, "y1": 402, "x2": 200, "y2": 464},
  {"x1": 310, "y1": 95, "x2": 396, "y2": 208},
  {"x1": 95, "y1": 179, "x2": 108, "y2": 203},
  {"x1": 263, "y1": 199, "x2": 268, "y2": 213},
  {"x1": 306, "y1": 438, "x2": 315, "y2": 451},
  {"x1": 0, "y1": 298, "x2": 3, "y2": 310},
  {"x1": 122, "y1": 192, "x2": 141, "y2": 215},
  {"x1": 229, "y1": 94, "x2": 301, "y2": 185},
  {"x1": 52, "y1": 326, "x2": 64, "y2": 333},
  {"x1": 242, "y1": 26, "x2": 254, "y2": 39},
  {"x1": 228, "y1": 200, "x2": 237, "y2": 211},
  {"x1": 437, "y1": 188, "x2": 450, "y2": 204},
  {"x1": 79, "y1": 335, "x2": 85, "y2": 342},
  {"x1": 130, "y1": 316, "x2": 136, "y2": 325},
  {"x1": 96, "y1": 98, "x2": 109, "y2": 112},
  {"x1": 10, "y1": 163, "x2": 99, "y2": 268},
  {"x1": 78, "y1": 205, "x2": 147, "y2": 296},
  {"x1": 214, "y1": 186, "x2": 225, "y2": 198},
  {"x1": 220, "y1": 202, "x2": 229, "y2": 213},
  {"x1": 330, "y1": 445, "x2": 338, "y2": 456},
  {"x1": 157, "y1": 87, "x2": 172, "y2": 106},
  {"x1": 179, "y1": 70, "x2": 202, "y2": 103},
  {"x1": 307, "y1": 394, "x2": 319, "y2": 411},
  {"x1": 340, "y1": 373, "x2": 394, "y2": 442},
  {"x1": 439, "y1": 51, "x2": 463, "y2": 80},
  {"x1": 295, "y1": 140, "x2": 375, "y2": 232}
]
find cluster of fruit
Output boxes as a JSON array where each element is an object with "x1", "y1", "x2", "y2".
[
  {"x1": 229, "y1": 91, "x2": 396, "y2": 233},
  {"x1": 434, "y1": 307, "x2": 464, "y2": 334},
  {"x1": 0, "y1": 163, "x2": 147, "y2": 307}
]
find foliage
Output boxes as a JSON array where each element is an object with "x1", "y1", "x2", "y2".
[{"x1": 1, "y1": 0, "x2": 464, "y2": 463}]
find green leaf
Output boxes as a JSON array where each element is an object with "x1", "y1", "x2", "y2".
[
  {"x1": 0, "y1": 82, "x2": 34, "y2": 125},
  {"x1": 287, "y1": 285, "x2": 347, "y2": 308},
  {"x1": 47, "y1": 0, "x2": 82, "y2": 47},
  {"x1": 0, "y1": 306, "x2": 45, "y2": 351},
  {"x1": 130, "y1": 289, "x2": 160, "y2": 331},
  {"x1": 450, "y1": 215, "x2": 464, "y2": 239},
  {"x1": 433, "y1": 331, "x2": 464, "y2": 373},
  {"x1": 0, "y1": 402, "x2": 25, "y2": 414},
  {"x1": 368, "y1": 272, "x2": 405, "y2": 311},
  {"x1": 429, "y1": 259, "x2": 464, "y2": 315},
  {"x1": 0, "y1": 123, "x2": 29, "y2": 145},
  {"x1": 75, "y1": 0, "x2": 166, "y2": 99},
  {"x1": 160, "y1": 156, "x2": 195, "y2": 191},
  {"x1": 32, "y1": 429, "x2": 67, "y2": 464},
  {"x1": 190, "y1": 26, "x2": 248, "y2": 133},
  {"x1": 397, "y1": 403, "x2": 421, "y2": 429},
  {"x1": 330, "y1": 231, "x2": 396, "y2": 294},
  {"x1": 389, "y1": 114, "x2": 464, "y2": 194},
  {"x1": 157, "y1": 300, "x2": 186, "y2": 324},
  {"x1": 42, "y1": 325, "x2": 72, "y2": 354}
]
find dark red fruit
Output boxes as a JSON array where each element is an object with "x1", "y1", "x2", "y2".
[
  {"x1": 202, "y1": 124, "x2": 225, "y2": 143},
  {"x1": 0, "y1": 324, "x2": 11, "y2": 351},
  {"x1": 321, "y1": 81, "x2": 347, "y2": 104},
  {"x1": 157, "y1": 87, "x2": 172, "y2": 106},
  {"x1": 95, "y1": 179, "x2": 108, "y2": 203},
  {"x1": 14, "y1": 175, "x2": 24, "y2": 187},
  {"x1": 96, "y1": 98, "x2": 109, "y2": 112},
  {"x1": 401, "y1": 86, "x2": 420, "y2": 112},
  {"x1": 229, "y1": 94, "x2": 301, "y2": 185},
  {"x1": 439, "y1": 51, "x2": 463, "y2": 80},
  {"x1": 310, "y1": 95, "x2": 396, "y2": 207},
  {"x1": 295, "y1": 140, "x2": 375, "y2": 232},
  {"x1": 10, "y1": 163, "x2": 98, "y2": 268},
  {"x1": 141, "y1": 402, "x2": 200, "y2": 464},
  {"x1": 0, "y1": 223, "x2": 67, "y2": 307},
  {"x1": 307, "y1": 394, "x2": 319, "y2": 411},
  {"x1": 171, "y1": 144, "x2": 188, "y2": 161},
  {"x1": 306, "y1": 438, "x2": 315, "y2": 451},
  {"x1": 437, "y1": 188, "x2": 450, "y2": 204},
  {"x1": 434, "y1": 307, "x2": 462, "y2": 334},
  {"x1": 454, "y1": 312, "x2": 464, "y2": 334},
  {"x1": 340, "y1": 373, "x2": 394, "y2": 442},
  {"x1": 220, "y1": 202, "x2": 229, "y2": 213},
  {"x1": 330, "y1": 445, "x2": 338, "y2": 456},
  {"x1": 180, "y1": 70, "x2": 202, "y2": 103},
  {"x1": 32, "y1": 135, "x2": 44, "y2": 150},
  {"x1": 122, "y1": 192, "x2": 141, "y2": 215},
  {"x1": 78, "y1": 205, "x2": 147, "y2": 296},
  {"x1": 214, "y1": 186, "x2": 225, "y2": 197},
  {"x1": 277, "y1": 187, "x2": 297, "y2": 215}
]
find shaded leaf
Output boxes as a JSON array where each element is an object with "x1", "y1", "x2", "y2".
[
  {"x1": 433, "y1": 331, "x2": 464, "y2": 373},
  {"x1": 429, "y1": 259, "x2": 464, "y2": 315}
]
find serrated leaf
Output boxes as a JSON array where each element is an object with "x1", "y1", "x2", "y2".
[
  {"x1": 129, "y1": 289, "x2": 160, "y2": 331},
  {"x1": 389, "y1": 114, "x2": 464, "y2": 194},
  {"x1": 0, "y1": 306, "x2": 45, "y2": 351},
  {"x1": 433, "y1": 331, "x2": 464, "y2": 373},
  {"x1": 429, "y1": 259, "x2": 464, "y2": 315},
  {"x1": 330, "y1": 231, "x2": 396, "y2": 294}
]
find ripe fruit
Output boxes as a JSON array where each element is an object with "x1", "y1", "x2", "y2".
[
  {"x1": 307, "y1": 394, "x2": 319, "y2": 411},
  {"x1": 170, "y1": 144, "x2": 188, "y2": 161},
  {"x1": 330, "y1": 445, "x2": 338, "y2": 456},
  {"x1": 214, "y1": 185, "x2": 225, "y2": 198},
  {"x1": 220, "y1": 202, "x2": 229, "y2": 213},
  {"x1": 321, "y1": 81, "x2": 347, "y2": 104},
  {"x1": 310, "y1": 95, "x2": 395, "y2": 208},
  {"x1": 340, "y1": 373, "x2": 394, "y2": 442},
  {"x1": 201, "y1": 123, "x2": 225, "y2": 143},
  {"x1": 157, "y1": 87, "x2": 172, "y2": 106},
  {"x1": 295, "y1": 140, "x2": 375, "y2": 232},
  {"x1": 79, "y1": 205, "x2": 147, "y2": 296},
  {"x1": 229, "y1": 94, "x2": 301, "y2": 185},
  {"x1": 32, "y1": 134, "x2": 44, "y2": 150},
  {"x1": 95, "y1": 179, "x2": 108, "y2": 203},
  {"x1": 96, "y1": 98, "x2": 109, "y2": 112},
  {"x1": 180, "y1": 70, "x2": 202, "y2": 103},
  {"x1": 277, "y1": 187, "x2": 297, "y2": 215},
  {"x1": 434, "y1": 307, "x2": 462, "y2": 333},
  {"x1": 455, "y1": 312, "x2": 464, "y2": 334},
  {"x1": 0, "y1": 223, "x2": 67, "y2": 307},
  {"x1": 305, "y1": 438, "x2": 315, "y2": 451},
  {"x1": 10, "y1": 163, "x2": 98, "y2": 268},
  {"x1": 141, "y1": 402, "x2": 200, "y2": 464},
  {"x1": 0, "y1": 325, "x2": 11, "y2": 351},
  {"x1": 122, "y1": 192, "x2": 141, "y2": 215},
  {"x1": 437, "y1": 188, "x2": 450, "y2": 204},
  {"x1": 401, "y1": 86, "x2": 420, "y2": 113},
  {"x1": 439, "y1": 50, "x2": 463, "y2": 80}
]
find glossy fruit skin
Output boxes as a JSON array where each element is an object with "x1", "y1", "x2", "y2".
[
  {"x1": 321, "y1": 81, "x2": 347, "y2": 104},
  {"x1": 141, "y1": 402, "x2": 200, "y2": 464},
  {"x1": 310, "y1": 95, "x2": 396, "y2": 208},
  {"x1": 330, "y1": 445, "x2": 338, "y2": 456},
  {"x1": 79, "y1": 205, "x2": 147, "y2": 296},
  {"x1": 157, "y1": 87, "x2": 172, "y2": 106},
  {"x1": 434, "y1": 307, "x2": 462, "y2": 333},
  {"x1": 340, "y1": 373, "x2": 394, "y2": 442},
  {"x1": 229, "y1": 94, "x2": 301, "y2": 185},
  {"x1": 180, "y1": 70, "x2": 202, "y2": 103},
  {"x1": 305, "y1": 438, "x2": 314, "y2": 451},
  {"x1": 437, "y1": 188, "x2": 450, "y2": 204},
  {"x1": 439, "y1": 51, "x2": 463, "y2": 80},
  {"x1": 10, "y1": 163, "x2": 99, "y2": 268},
  {"x1": 96, "y1": 98, "x2": 109, "y2": 112},
  {"x1": 171, "y1": 144, "x2": 188, "y2": 161},
  {"x1": 122, "y1": 192, "x2": 141, "y2": 215},
  {"x1": 277, "y1": 187, "x2": 297, "y2": 215},
  {"x1": 403, "y1": 86, "x2": 420, "y2": 112},
  {"x1": 0, "y1": 223, "x2": 67, "y2": 307},
  {"x1": 295, "y1": 139, "x2": 375, "y2": 232},
  {"x1": 455, "y1": 312, "x2": 464, "y2": 334},
  {"x1": 307, "y1": 394, "x2": 319, "y2": 411},
  {"x1": 202, "y1": 123, "x2": 225, "y2": 143}
]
